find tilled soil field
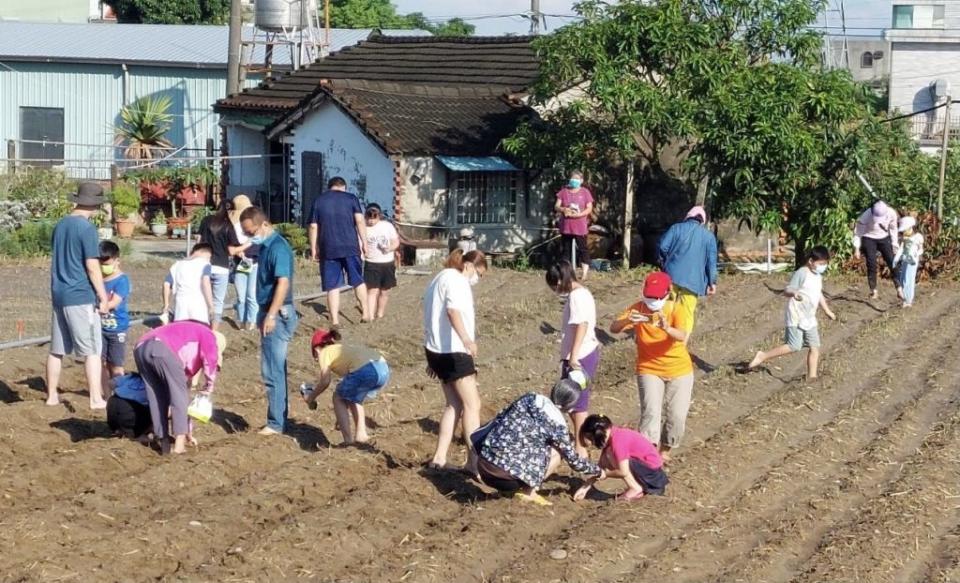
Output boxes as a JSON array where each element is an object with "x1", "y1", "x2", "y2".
[{"x1": 0, "y1": 261, "x2": 958, "y2": 583}]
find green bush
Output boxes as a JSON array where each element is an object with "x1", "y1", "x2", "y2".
[
  {"x1": 110, "y1": 182, "x2": 141, "y2": 219},
  {"x1": 275, "y1": 223, "x2": 308, "y2": 256},
  {"x1": 0, "y1": 220, "x2": 55, "y2": 257},
  {"x1": 3, "y1": 169, "x2": 75, "y2": 220}
]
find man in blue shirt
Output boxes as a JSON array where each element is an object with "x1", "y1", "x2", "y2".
[
  {"x1": 47, "y1": 182, "x2": 110, "y2": 409},
  {"x1": 240, "y1": 206, "x2": 299, "y2": 435},
  {"x1": 308, "y1": 176, "x2": 370, "y2": 326},
  {"x1": 657, "y1": 205, "x2": 719, "y2": 334}
]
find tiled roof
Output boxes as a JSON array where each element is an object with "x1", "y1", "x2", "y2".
[
  {"x1": 215, "y1": 35, "x2": 538, "y2": 109},
  {"x1": 0, "y1": 22, "x2": 430, "y2": 68},
  {"x1": 266, "y1": 79, "x2": 532, "y2": 156}
]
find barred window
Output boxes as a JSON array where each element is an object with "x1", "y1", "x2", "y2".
[{"x1": 453, "y1": 172, "x2": 519, "y2": 224}]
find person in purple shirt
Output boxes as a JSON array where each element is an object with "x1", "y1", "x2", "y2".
[
  {"x1": 555, "y1": 170, "x2": 594, "y2": 281},
  {"x1": 308, "y1": 177, "x2": 371, "y2": 326}
]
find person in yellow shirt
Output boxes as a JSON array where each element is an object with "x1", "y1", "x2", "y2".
[
  {"x1": 610, "y1": 272, "x2": 693, "y2": 462},
  {"x1": 302, "y1": 328, "x2": 390, "y2": 444}
]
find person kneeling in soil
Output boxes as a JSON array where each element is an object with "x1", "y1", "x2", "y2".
[
  {"x1": 748, "y1": 246, "x2": 837, "y2": 381},
  {"x1": 134, "y1": 321, "x2": 226, "y2": 454},
  {"x1": 574, "y1": 414, "x2": 668, "y2": 502},
  {"x1": 106, "y1": 373, "x2": 152, "y2": 440},
  {"x1": 302, "y1": 328, "x2": 390, "y2": 444},
  {"x1": 469, "y1": 379, "x2": 603, "y2": 506}
]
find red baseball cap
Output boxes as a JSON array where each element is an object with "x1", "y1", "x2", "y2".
[
  {"x1": 643, "y1": 272, "x2": 672, "y2": 299},
  {"x1": 310, "y1": 329, "x2": 334, "y2": 352}
]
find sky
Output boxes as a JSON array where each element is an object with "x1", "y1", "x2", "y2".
[{"x1": 392, "y1": 0, "x2": 893, "y2": 37}]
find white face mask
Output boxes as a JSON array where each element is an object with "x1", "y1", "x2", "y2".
[
  {"x1": 468, "y1": 273, "x2": 480, "y2": 286},
  {"x1": 643, "y1": 298, "x2": 666, "y2": 312},
  {"x1": 814, "y1": 264, "x2": 828, "y2": 275}
]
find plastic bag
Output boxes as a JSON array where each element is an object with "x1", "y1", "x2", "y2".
[{"x1": 187, "y1": 394, "x2": 213, "y2": 423}]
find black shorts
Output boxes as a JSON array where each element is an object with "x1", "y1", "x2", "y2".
[
  {"x1": 101, "y1": 331, "x2": 127, "y2": 367},
  {"x1": 477, "y1": 457, "x2": 526, "y2": 492},
  {"x1": 561, "y1": 234, "x2": 590, "y2": 265},
  {"x1": 629, "y1": 459, "x2": 669, "y2": 495},
  {"x1": 364, "y1": 261, "x2": 397, "y2": 290},
  {"x1": 107, "y1": 395, "x2": 152, "y2": 438},
  {"x1": 425, "y1": 349, "x2": 477, "y2": 384}
]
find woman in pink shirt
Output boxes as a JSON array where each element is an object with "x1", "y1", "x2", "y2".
[
  {"x1": 554, "y1": 170, "x2": 594, "y2": 281},
  {"x1": 134, "y1": 321, "x2": 224, "y2": 454},
  {"x1": 574, "y1": 414, "x2": 668, "y2": 501},
  {"x1": 854, "y1": 200, "x2": 900, "y2": 299}
]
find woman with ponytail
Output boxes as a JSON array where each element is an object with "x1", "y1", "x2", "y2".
[
  {"x1": 574, "y1": 414, "x2": 668, "y2": 501},
  {"x1": 423, "y1": 248, "x2": 488, "y2": 472}
]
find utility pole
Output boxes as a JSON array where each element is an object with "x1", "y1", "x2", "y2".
[
  {"x1": 530, "y1": 0, "x2": 542, "y2": 35},
  {"x1": 938, "y1": 98, "x2": 952, "y2": 219},
  {"x1": 839, "y1": 0, "x2": 849, "y2": 69},
  {"x1": 226, "y1": 0, "x2": 242, "y2": 96},
  {"x1": 622, "y1": 162, "x2": 635, "y2": 267}
]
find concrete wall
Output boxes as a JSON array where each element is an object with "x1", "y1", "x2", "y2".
[
  {"x1": 395, "y1": 156, "x2": 554, "y2": 253},
  {"x1": 283, "y1": 102, "x2": 395, "y2": 223},
  {"x1": 828, "y1": 37, "x2": 891, "y2": 83},
  {"x1": 888, "y1": 41, "x2": 960, "y2": 119}
]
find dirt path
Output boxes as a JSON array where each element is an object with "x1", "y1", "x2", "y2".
[{"x1": 0, "y1": 262, "x2": 956, "y2": 583}]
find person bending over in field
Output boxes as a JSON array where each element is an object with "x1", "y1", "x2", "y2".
[
  {"x1": 470, "y1": 379, "x2": 603, "y2": 507},
  {"x1": 301, "y1": 328, "x2": 390, "y2": 444},
  {"x1": 574, "y1": 414, "x2": 668, "y2": 501}
]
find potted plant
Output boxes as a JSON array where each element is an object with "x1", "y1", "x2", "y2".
[
  {"x1": 150, "y1": 213, "x2": 168, "y2": 237},
  {"x1": 115, "y1": 95, "x2": 174, "y2": 161},
  {"x1": 111, "y1": 181, "x2": 140, "y2": 238},
  {"x1": 173, "y1": 165, "x2": 219, "y2": 208}
]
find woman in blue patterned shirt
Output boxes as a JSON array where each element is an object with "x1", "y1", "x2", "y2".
[{"x1": 470, "y1": 379, "x2": 604, "y2": 506}]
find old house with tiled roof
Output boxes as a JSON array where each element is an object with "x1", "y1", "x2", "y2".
[{"x1": 214, "y1": 34, "x2": 552, "y2": 252}]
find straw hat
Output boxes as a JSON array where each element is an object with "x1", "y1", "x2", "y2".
[{"x1": 229, "y1": 194, "x2": 252, "y2": 223}]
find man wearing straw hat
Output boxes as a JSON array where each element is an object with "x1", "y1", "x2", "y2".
[{"x1": 46, "y1": 182, "x2": 111, "y2": 409}]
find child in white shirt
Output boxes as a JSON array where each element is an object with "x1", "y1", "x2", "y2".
[
  {"x1": 162, "y1": 243, "x2": 215, "y2": 325},
  {"x1": 748, "y1": 246, "x2": 837, "y2": 381},
  {"x1": 895, "y1": 216, "x2": 924, "y2": 308}
]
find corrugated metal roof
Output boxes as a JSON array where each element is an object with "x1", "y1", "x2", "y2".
[{"x1": 0, "y1": 22, "x2": 430, "y2": 68}]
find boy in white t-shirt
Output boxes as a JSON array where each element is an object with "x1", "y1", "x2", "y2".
[
  {"x1": 748, "y1": 246, "x2": 837, "y2": 381},
  {"x1": 162, "y1": 243, "x2": 215, "y2": 325},
  {"x1": 362, "y1": 203, "x2": 400, "y2": 320}
]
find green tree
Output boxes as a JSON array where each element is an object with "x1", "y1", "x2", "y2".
[
  {"x1": 505, "y1": 0, "x2": 927, "y2": 265},
  {"x1": 106, "y1": 0, "x2": 229, "y2": 24},
  {"x1": 329, "y1": 0, "x2": 474, "y2": 35}
]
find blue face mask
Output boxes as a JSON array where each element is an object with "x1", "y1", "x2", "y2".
[
  {"x1": 568, "y1": 178, "x2": 582, "y2": 189},
  {"x1": 250, "y1": 234, "x2": 264, "y2": 245},
  {"x1": 814, "y1": 264, "x2": 828, "y2": 275}
]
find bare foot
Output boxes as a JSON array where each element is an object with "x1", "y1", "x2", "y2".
[
  {"x1": 896, "y1": 287, "x2": 905, "y2": 300},
  {"x1": 660, "y1": 449, "x2": 672, "y2": 464},
  {"x1": 258, "y1": 426, "x2": 281, "y2": 436},
  {"x1": 89, "y1": 399, "x2": 107, "y2": 410},
  {"x1": 355, "y1": 433, "x2": 370, "y2": 443},
  {"x1": 45, "y1": 395, "x2": 60, "y2": 406},
  {"x1": 748, "y1": 351, "x2": 763, "y2": 370},
  {"x1": 870, "y1": 290, "x2": 879, "y2": 300}
]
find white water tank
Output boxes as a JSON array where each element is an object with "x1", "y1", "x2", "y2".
[{"x1": 255, "y1": 0, "x2": 317, "y2": 31}]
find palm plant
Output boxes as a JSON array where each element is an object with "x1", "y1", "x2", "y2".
[{"x1": 115, "y1": 95, "x2": 174, "y2": 160}]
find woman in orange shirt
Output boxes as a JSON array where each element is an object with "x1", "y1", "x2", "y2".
[{"x1": 610, "y1": 272, "x2": 693, "y2": 461}]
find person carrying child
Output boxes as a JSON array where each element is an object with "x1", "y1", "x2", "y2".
[
  {"x1": 98, "y1": 241, "x2": 132, "y2": 398},
  {"x1": 610, "y1": 272, "x2": 692, "y2": 462},
  {"x1": 470, "y1": 379, "x2": 603, "y2": 506},
  {"x1": 162, "y1": 243, "x2": 215, "y2": 325},
  {"x1": 574, "y1": 414, "x2": 668, "y2": 501},
  {"x1": 545, "y1": 260, "x2": 599, "y2": 458},
  {"x1": 301, "y1": 328, "x2": 390, "y2": 444},
  {"x1": 894, "y1": 216, "x2": 924, "y2": 308},
  {"x1": 748, "y1": 246, "x2": 837, "y2": 380}
]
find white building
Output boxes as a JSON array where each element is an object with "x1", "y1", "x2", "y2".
[{"x1": 885, "y1": 0, "x2": 960, "y2": 146}]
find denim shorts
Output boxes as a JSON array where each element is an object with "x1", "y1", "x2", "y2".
[
  {"x1": 785, "y1": 326, "x2": 820, "y2": 351},
  {"x1": 336, "y1": 359, "x2": 390, "y2": 404}
]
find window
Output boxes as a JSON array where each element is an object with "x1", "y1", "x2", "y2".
[
  {"x1": 861, "y1": 51, "x2": 874, "y2": 68},
  {"x1": 893, "y1": 4, "x2": 945, "y2": 28},
  {"x1": 20, "y1": 107, "x2": 64, "y2": 168},
  {"x1": 453, "y1": 171, "x2": 519, "y2": 224}
]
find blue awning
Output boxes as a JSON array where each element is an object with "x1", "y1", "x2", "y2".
[{"x1": 436, "y1": 156, "x2": 519, "y2": 172}]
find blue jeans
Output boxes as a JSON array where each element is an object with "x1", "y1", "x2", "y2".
[
  {"x1": 336, "y1": 359, "x2": 390, "y2": 404},
  {"x1": 210, "y1": 268, "x2": 230, "y2": 323},
  {"x1": 234, "y1": 264, "x2": 259, "y2": 325},
  {"x1": 898, "y1": 260, "x2": 918, "y2": 305},
  {"x1": 258, "y1": 304, "x2": 299, "y2": 432}
]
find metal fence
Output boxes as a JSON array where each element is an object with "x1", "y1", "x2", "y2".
[{"x1": 909, "y1": 115, "x2": 960, "y2": 145}]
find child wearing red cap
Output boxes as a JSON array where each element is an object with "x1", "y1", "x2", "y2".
[
  {"x1": 303, "y1": 328, "x2": 390, "y2": 444},
  {"x1": 610, "y1": 271, "x2": 693, "y2": 462}
]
